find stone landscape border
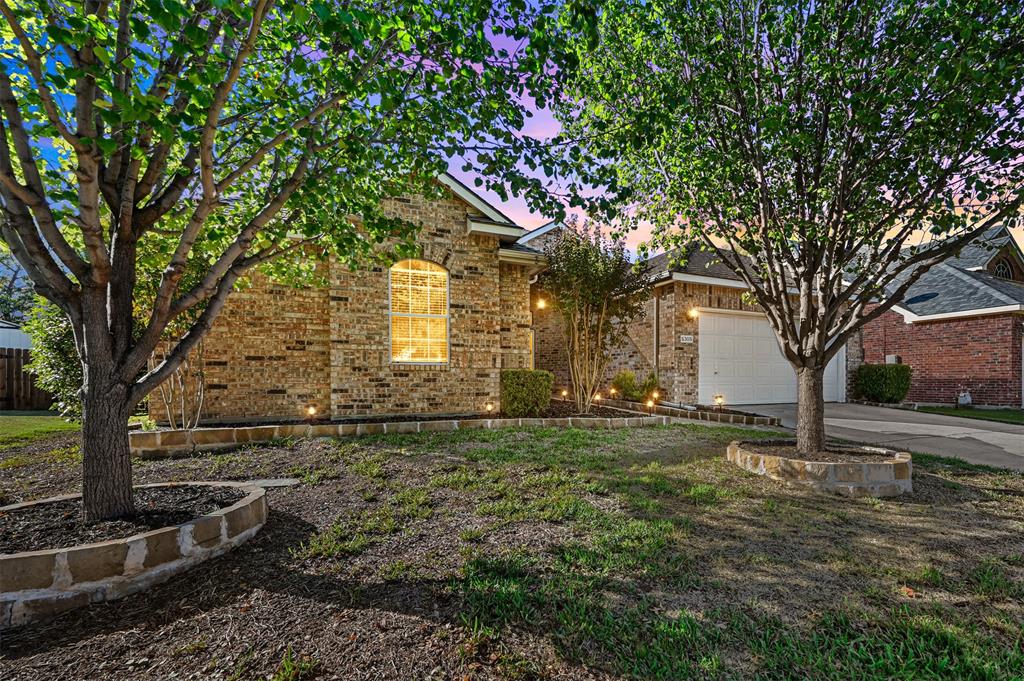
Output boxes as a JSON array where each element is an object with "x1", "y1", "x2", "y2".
[
  {"x1": 599, "y1": 398, "x2": 779, "y2": 426},
  {"x1": 726, "y1": 440, "x2": 913, "y2": 498},
  {"x1": 129, "y1": 413, "x2": 677, "y2": 458},
  {"x1": 1, "y1": 482, "x2": 267, "y2": 630}
]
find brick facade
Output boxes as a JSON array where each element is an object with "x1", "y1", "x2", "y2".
[
  {"x1": 856, "y1": 308, "x2": 1023, "y2": 406},
  {"x1": 151, "y1": 191, "x2": 533, "y2": 424},
  {"x1": 532, "y1": 279, "x2": 757, "y2": 404}
]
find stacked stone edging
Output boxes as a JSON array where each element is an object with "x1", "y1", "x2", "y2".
[
  {"x1": 726, "y1": 440, "x2": 912, "y2": 498},
  {"x1": 1, "y1": 482, "x2": 267, "y2": 630},
  {"x1": 129, "y1": 414, "x2": 676, "y2": 458},
  {"x1": 599, "y1": 397, "x2": 779, "y2": 426}
]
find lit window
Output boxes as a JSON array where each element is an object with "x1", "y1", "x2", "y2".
[
  {"x1": 993, "y1": 259, "x2": 1013, "y2": 280},
  {"x1": 389, "y1": 259, "x2": 449, "y2": 363}
]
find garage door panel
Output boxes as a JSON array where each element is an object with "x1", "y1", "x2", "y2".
[{"x1": 698, "y1": 312, "x2": 843, "y2": 405}]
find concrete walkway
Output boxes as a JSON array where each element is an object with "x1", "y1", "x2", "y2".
[{"x1": 744, "y1": 402, "x2": 1024, "y2": 471}]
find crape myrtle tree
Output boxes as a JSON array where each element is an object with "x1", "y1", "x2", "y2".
[
  {"x1": 538, "y1": 219, "x2": 649, "y2": 414},
  {"x1": 0, "y1": 0, "x2": 583, "y2": 519},
  {"x1": 558, "y1": 0, "x2": 1024, "y2": 453}
]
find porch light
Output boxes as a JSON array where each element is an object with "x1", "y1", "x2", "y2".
[
  {"x1": 688, "y1": 307, "x2": 700, "y2": 319},
  {"x1": 536, "y1": 298, "x2": 547, "y2": 310},
  {"x1": 485, "y1": 402, "x2": 494, "y2": 413},
  {"x1": 306, "y1": 405, "x2": 317, "y2": 417}
]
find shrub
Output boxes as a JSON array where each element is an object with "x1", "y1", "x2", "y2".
[
  {"x1": 854, "y1": 363, "x2": 912, "y2": 403},
  {"x1": 23, "y1": 298, "x2": 82, "y2": 419},
  {"x1": 611, "y1": 370, "x2": 661, "y2": 402},
  {"x1": 500, "y1": 369, "x2": 554, "y2": 417},
  {"x1": 611, "y1": 370, "x2": 639, "y2": 400}
]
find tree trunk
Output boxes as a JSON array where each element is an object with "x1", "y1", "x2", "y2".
[
  {"x1": 795, "y1": 365, "x2": 826, "y2": 455},
  {"x1": 81, "y1": 376, "x2": 134, "y2": 521}
]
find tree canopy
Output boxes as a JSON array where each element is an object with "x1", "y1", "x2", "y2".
[
  {"x1": 0, "y1": 0, "x2": 586, "y2": 518},
  {"x1": 555, "y1": 0, "x2": 1024, "y2": 451}
]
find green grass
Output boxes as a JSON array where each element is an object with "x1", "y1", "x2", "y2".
[
  {"x1": 0, "y1": 414, "x2": 78, "y2": 447},
  {"x1": 917, "y1": 405, "x2": 1024, "y2": 426}
]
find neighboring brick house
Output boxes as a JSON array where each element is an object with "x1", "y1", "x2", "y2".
[
  {"x1": 522, "y1": 225, "x2": 849, "y2": 407},
  {"x1": 151, "y1": 175, "x2": 544, "y2": 424},
  {"x1": 850, "y1": 226, "x2": 1024, "y2": 407}
]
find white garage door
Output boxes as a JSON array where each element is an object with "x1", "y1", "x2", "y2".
[{"x1": 698, "y1": 311, "x2": 845, "y2": 405}]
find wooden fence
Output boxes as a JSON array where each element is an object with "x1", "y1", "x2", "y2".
[{"x1": 0, "y1": 347, "x2": 52, "y2": 411}]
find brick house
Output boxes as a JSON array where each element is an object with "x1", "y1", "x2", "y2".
[
  {"x1": 523, "y1": 225, "x2": 849, "y2": 407},
  {"x1": 528, "y1": 222, "x2": 1024, "y2": 409},
  {"x1": 850, "y1": 226, "x2": 1024, "y2": 407},
  {"x1": 152, "y1": 175, "x2": 544, "y2": 424}
]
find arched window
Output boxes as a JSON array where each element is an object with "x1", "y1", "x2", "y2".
[
  {"x1": 993, "y1": 259, "x2": 1013, "y2": 280},
  {"x1": 389, "y1": 259, "x2": 449, "y2": 363}
]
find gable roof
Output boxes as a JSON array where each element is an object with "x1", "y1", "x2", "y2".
[
  {"x1": 641, "y1": 226, "x2": 1024, "y2": 321},
  {"x1": 889, "y1": 225, "x2": 1024, "y2": 321},
  {"x1": 517, "y1": 219, "x2": 563, "y2": 244},
  {"x1": 948, "y1": 225, "x2": 1022, "y2": 270},
  {"x1": 438, "y1": 173, "x2": 516, "y2": 226},
  {"x1": 644, "y1": 249, "x2": 748, "y2": 284}
]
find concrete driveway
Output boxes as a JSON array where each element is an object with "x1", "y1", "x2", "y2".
[{"x1": 744, "y1": 402, "x2": 1024, "y2": 471}]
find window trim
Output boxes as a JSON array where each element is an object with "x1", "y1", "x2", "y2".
[
  {"x1": 993, "y1": 258, "x2": 1014, "y2": 280},
  {"x1": 387, "y1": 259, "x2": 451, "y2": 366}
]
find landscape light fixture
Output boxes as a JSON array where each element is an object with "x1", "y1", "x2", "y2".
[
  {"x1": 688, "y1": 307, "x2": 700, "y2": 319},
  {"x1": 652, "y1": 391, "x2": 659, "y2": 401},
  {"x1": 609, "y1": 387, "x2": 617, "y2": 396},
  {"x1": 561, "y1": 389, "x2": 568, "y2": 398},
  {"x1": 594, "y1": 393, "x2": 601, "y2": 402},
  {"x1": 713, "y1": 394, "x2": 725, "y2": 411},
  {"x1": 646, "y1": 398, "x2": 654, "y2": 414}
]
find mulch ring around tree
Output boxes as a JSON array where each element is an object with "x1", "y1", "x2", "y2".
[
  {"x1": 739, "y1": 440, "x2": 899, "y2": 463},
  {"x1": 0, "y1": 485, "x2": 245, "y2": 553}
]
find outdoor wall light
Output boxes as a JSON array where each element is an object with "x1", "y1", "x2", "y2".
[
  {"x1": 306, "y1": 405, "x2": 317, "y2": 417},
  {"x1": 688, "y1": 307, "x2": 700, "y2": 319},
  {"x1": 485, "y1": 402, "x2": 494, "y2": 413},
  {"x1": 536, "y1": 298, "x2": 547, "y2": 310}
]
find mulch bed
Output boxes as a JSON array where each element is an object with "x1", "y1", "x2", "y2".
[
  {"x1": 741, "y1": 441, "x2": 897, "y2": 463},
  {"x1": 0, "y1": 485, "x2": 244, "y2": 553}
]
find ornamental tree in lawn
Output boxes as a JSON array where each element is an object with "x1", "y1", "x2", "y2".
[
  {"x1": 557, "y1": 0, "x2": 1024, "y2": 453},
  {"x1": 0, "y1": 0, "x2": 579, "y2": 519},
  {"x1": 538, "y1": 219, "x2": 649, "y2": 414}
]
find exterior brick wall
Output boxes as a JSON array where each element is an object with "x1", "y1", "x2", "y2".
[
  {"x1": 150, "y1": 191, "x2": 533, "y2": 424},
  {"x1": 860, "y1": 308, "x2": 1023, "y2": 406},
  {"x1": 532, "y1": 279, "x2": 755, "y2": 405}
]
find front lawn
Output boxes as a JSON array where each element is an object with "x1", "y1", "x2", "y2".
[
  {"x1": 916, "y1": 405, "x2": 1024, "y2": 426},
  {"x1": 0, "y1": 413, "x2": 79, "y2": 448},
  {"x1": 1, "y1": 424, "x2": 1022, "y2": 680}
]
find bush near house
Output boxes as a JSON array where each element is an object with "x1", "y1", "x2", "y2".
[
  {"x1": 854, "y1": 364, "x2": 913, "y2": 403},
  {"x1": 611, "y1": 370, "x2": 661, "y2": 402},
  {"x1": 500, "y1": 369, "x2": 554, "y2": 417}
]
